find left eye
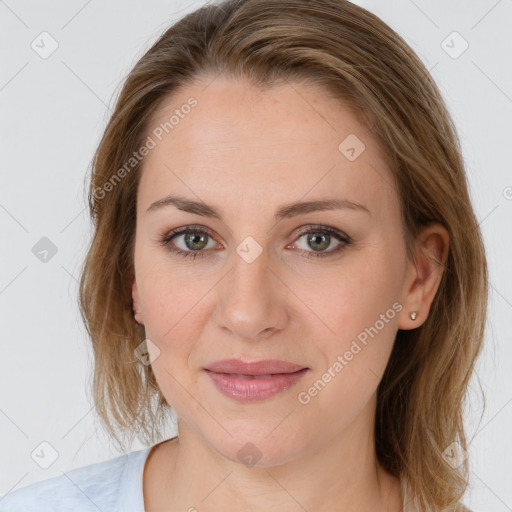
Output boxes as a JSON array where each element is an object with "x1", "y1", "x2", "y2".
[
  {"x1": 159, "y1": 225, "x2": 352, "y2": 259},
  {"x1": 289, "y1": 226, "x2": 352, "y2": 258}
]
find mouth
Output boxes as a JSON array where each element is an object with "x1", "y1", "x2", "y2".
[{"x1": 203, "y1": 359, "x2": 309, "y2": 401}]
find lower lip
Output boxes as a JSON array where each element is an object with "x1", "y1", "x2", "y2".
[{"x1": 205, "y1": 369, "x2": 309, "y2": 402}]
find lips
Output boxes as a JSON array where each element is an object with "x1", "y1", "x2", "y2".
[{"x1": 203, "y1": 359, "x2": 309, "y2": 401}]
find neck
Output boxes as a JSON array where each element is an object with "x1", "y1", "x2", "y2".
[{"x1": 144, "y1": 397, "x2": 403, "y2": 511}]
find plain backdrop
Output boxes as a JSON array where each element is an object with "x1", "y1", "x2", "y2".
[{"x1": 0, "y1": 1, "x2": 511, "y2": 510}]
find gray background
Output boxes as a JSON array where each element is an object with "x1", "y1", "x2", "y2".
[{"x1": 0, "y1": 1, "x2": 511, "y2": 510}]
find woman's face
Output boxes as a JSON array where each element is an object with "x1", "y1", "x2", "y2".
[{"x1": 132, "y1": 75, "x2": 414, "y2": 465}]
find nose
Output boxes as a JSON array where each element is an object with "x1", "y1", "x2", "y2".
[{"x1": 213, "y1": 247, "x2": 288, "y2": 341}]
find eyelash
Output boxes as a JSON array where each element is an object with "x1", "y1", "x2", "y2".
[{"x1": 158, "y1": 224, "x2": 353, "y2": 261}]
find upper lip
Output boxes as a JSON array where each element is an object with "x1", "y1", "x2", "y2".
[{"x1": 204, "y1": 359, "x2": 308, "y2": 375}]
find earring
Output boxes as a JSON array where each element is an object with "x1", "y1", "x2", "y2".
[{"x1": 410, "y1": 311, "x2": 418, "y2": 320}]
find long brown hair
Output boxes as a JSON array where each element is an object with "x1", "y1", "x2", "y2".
[{"x1": 78, "y1": 1, "x2": 488, "y2": 510}]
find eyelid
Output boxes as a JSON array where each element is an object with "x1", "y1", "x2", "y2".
[
  {"x1": 162, "y1": 225, "x2": 221, "y2": 243},
  {"x1": 293, "y1": 224, "x2": 352, "y2": 243}
]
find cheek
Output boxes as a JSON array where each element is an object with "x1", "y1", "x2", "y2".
[
  {"x1": 138, "y1": 264, "x2": 214, "y2": 371},
  {"x1": 308, "y1": 256, "x2": 401, "y2": 336},
  {"x1": 139, "y1": 261, "x2": 209, "y2": 337},
  {"x1": 142, "y1": 283, "x2": 202, "y2": 411},
  {"x1": 297, "y1": 286, "x2": 400, "y2": 433},
  {"x1": 310, "y1": 244, "x2": 404, "y2": 376}
]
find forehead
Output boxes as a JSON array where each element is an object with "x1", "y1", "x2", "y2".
[{"x1": 138, "y1": 74, "x2": 398, "y2": 220}]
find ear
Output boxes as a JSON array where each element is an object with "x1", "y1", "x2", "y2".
[
  {"x1": 131, "y1": 276, "x2": 144, "y2": 325},
  {"x1": 397, "y1": 223, "x2": 449, "y2": 330}
]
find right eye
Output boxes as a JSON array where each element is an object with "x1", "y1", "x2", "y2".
[{"x1": 160, "y1": 226, "x2": 220, "y2": 259}]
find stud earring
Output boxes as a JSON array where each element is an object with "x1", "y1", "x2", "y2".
[{"x1": 410, "y1": 311, "x2": 418, "y2": 320}]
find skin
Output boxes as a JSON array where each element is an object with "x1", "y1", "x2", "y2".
[{"x1": 131, "y1": 74, "x2": 449, "y2": 512}]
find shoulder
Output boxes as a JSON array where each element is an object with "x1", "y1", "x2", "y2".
[{"x1": 0, "y1": 448, "x2": 150, "y2": 512}]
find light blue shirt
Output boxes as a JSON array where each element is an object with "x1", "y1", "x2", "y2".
[
  {"x1": 0, "y1": 445, "x2": 475, "y2": 512},
  {"x1": 0, "y1": 446, "x2": 152, "y2": 511}
]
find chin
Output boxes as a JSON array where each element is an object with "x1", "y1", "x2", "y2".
[{"x1": 201, "y1": 426, "x2": 308, "y2": 468}]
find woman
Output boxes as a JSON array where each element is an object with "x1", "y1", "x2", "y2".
[{"x1": 0, "y1": 0, "x2": 487, "y2": 511}]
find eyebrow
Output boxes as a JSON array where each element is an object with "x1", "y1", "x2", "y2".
[{"x1": 146, "y1": 194, "x2": 370, "y2": 221}]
